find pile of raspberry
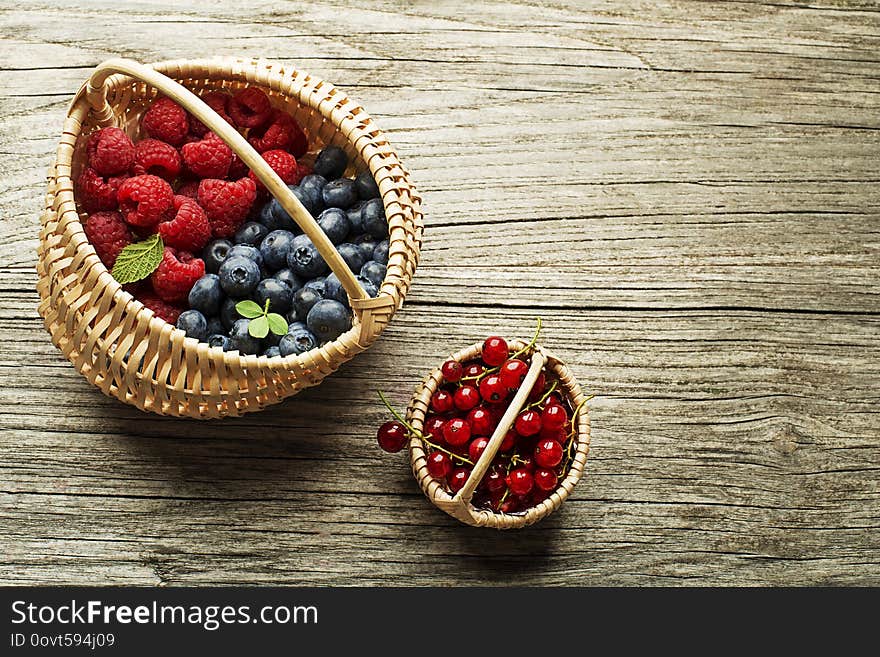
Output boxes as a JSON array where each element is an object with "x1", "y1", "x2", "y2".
[{"x1": 77, "y1": 87, "x2": 308, "y2": 323}]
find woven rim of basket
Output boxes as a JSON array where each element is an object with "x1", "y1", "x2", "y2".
[
  {"x1": 406, "y1": 340, "x2": 590, "y2": 529},
  {"x1": 36, "y1": 57, "x2": 423, "y2": 417}
]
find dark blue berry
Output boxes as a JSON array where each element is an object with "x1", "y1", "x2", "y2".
[
  {"x1": 360, "y1": 260, "x2": 386, "y2": 288},
  {"x1": 336, "y1": 242, "x2": 367, "y2": 274},
  {"x1": 219, "y1": 256, "x2": 261, "y2": 297},
  {"x1": 273, "y1": 268, "x2": 303, "y2": 292},
  {"x1": 188, "y1": 273, "x2": 223, "y2": 317},
  {"x1": 321, "y1": 178, "x2": 358, "y2": 210},
  {"x1": 227, "y1": 243, "x2": 263, "y2": 268},
  {"x1": 323, "y1": 272, "x2": 346, "y2": 304},
  {"x1": 254, "y1": 278, "x2": 293, "y2": 315},
  {"x1": 263, "y1": 346, "x2": 281, "y2": 358},
  {"x1": 269, "y1": 189, "x2": 306, "y2": 231},
  {"x1": 361, "y1": 198, "x2": 387, "y2": 238},
  {"x1": 353, "y1": 234, "x2": 378, "y2": 261},
  {"x1": 220, "y1": 297, "x2": 243, "y2": 330},
  {"x1": 235, "y1": 221, "x2": 269, "y2": 246},
  {"x1": 203, "y1": 239, "x2": 233, "y2": 274},
  {"x1": 299, "y1": 175, "x2": 327, "y2": 215},
  {"x1": 313, "y1": 146, "x2": 348, "y2": 180},
  {"x1": 288, "y1": 234, "x2": 329, "y2": 278},
  {"x1": 347, "y1": 201, "x2": 365, "y2": 234},
  {"x1": 279, "y1": 327, "x2": 318, "y2": 356},
  {"x1": 291, "y1": 287, "x2": 322, "y2": 322},
  {"x1": 355, "y1": 170, "x2": 380, "y2": 200},
  {"x1": 208, "y1": 333, "x2": 230, "y2": 351},
  {"x1": 228, "y1": 319, "x2": 261, "y2": 355},
  {"x1": 317, "y1": 208, "x2": 350, "y2": 244},
  {"x1": 307, "y1": 299, "x2": 352, "y2": 343},
  {"x1": 257, "y1": 201, "x2": 281, "y2": 231},
  {"x1": 205, "y1": 317, "x2": 225, "y2": 337},
  {"x1": 372, "y1": 239, "x2": 389, "y2": 265},
  {"x1": 303, "y1": 277, "x2": 326, "y2": 298},
  {"x1": 176, "y1": 309, "x2": 207, "y2": 341},
  {"x1": 356, "y1": 275, "x2": 379, "y2": 298},
  {"x1": 259, "y1": 229, "x2": 297, "y2": 271}
]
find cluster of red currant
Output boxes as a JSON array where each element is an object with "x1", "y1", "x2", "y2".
[{"x1": 377, "y1": 331, "x2": 585, "y2": 515}]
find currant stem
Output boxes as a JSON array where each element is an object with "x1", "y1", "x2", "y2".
[
  {"x1": 377, "y1": 390, "x2": 425, "y2": 438},
  {"x1": 525, "y1": 380, "x2": 558, "y2": 410},
  {"x1": 422, "y1": 437, "x2": 474, "y2": 466},
  {"x1": 510, "y1": 317, "x2": 543, "y2": 360}
]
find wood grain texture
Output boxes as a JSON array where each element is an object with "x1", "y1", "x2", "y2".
[{"x1": 1, "y1": 0, "x2": 878, "y2": 585}]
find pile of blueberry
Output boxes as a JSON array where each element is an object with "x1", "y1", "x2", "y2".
[{"x1": 177, "y1": 146, "x2": 389, "y2": 357}]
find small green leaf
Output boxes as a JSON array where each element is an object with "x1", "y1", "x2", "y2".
[
  {"x1": 111, "y1": 234, "x2": 164, "y2": 284},
  {"x1": 236, "y1": 300, "x2": 264, "y2": 319},
  {"x1": 267, "y1": 313, "x2": 288, "y2": 336},
  {"x1": 249, "y1": 315, "x2": 269, "y2": 339}
]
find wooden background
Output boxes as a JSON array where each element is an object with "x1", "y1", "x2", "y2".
[{"x1": 1, "y1": 0, "x2": 878, "y2": 585}]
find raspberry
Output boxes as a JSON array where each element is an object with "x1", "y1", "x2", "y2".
[
  {"x1": 247, "y1": 149, "x2": 300, "y2": 192},
  {"x1": 190, "y1": 91, "x2": 235, "y2": 137},
  {"x1": 181, "y1": 133, "x2": 233, "y2": 179},
  {"x1": 227, "y1": 87, "x2": 272, "y2": 129},
  {"x1": 137, "y1": 290, "x2": 184, "y2": 324},
  {"x1": 132, "y1": 138, "x2": 182, "y2": 181},
  {"x1": 76, "y1": 167, "x2": 128, "y2": 213},
  {"x1": 86, "y1": 127, "x2": 135, "y2": 176},
  {"x1": 248, "y1": 109, "x2": 307, "y2": 157},
  {"x1": 142, "y1": 97, "x2": 189, "y2": 146},
  {"x1": 150, "y1": 247, "x2": 205, "y2": 302},
  {"x1": 176, "y1": 180, "x2": 200, "y2": 200},
  {"x1": 227, "y1": 154, "x2": 248, "y2": 180},
  {"x1": 297, "y1": 162, "x2": 313, "y2": 179},
  {"x1": 117, "y1": 175, "x2": 174, "y2": 228},
  {"x1": 83, "y1": 211, "x2": 132, "y2": 267},
  {"x1": 158, "y1": 195, "x2": 211, "y2": 252},
  {"x1": 198, "y1": 177, "x2": 257, "y2": 238}
]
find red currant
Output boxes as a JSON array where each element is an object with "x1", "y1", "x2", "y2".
[
  {"x1": 500, "y1": 497, "x2": 520, "y2": 514},
  {"x1": 483, "y1": 466, "x2": 507, "y2": 493},
  {"x1": 468, "y1": 436, "x2": 490, "y2": 462},
  {"x1": 426, "y1": 451, "x2": 452, "y2": 479},
  {"x1": 500, "y1": 429, "x2": 517, "y2": 452},
  {"x1": 453, "y1": 384, "x2": 480, "y2": 412},
  {"x1": 442, "y1": 417, "x2": 471, "y2": 446},
  {"x1": 527, "y1": 372, "x2": 546, "y2": 402},
  {"x1": 448, "y1": 467, "x2": 471, "y2": 493},
  {"x1": 463, "y1": 363, "x2": 484, "y2": 379},
  {"x1": 516, "y1": 455, "x2": 535, "y2": 471},
  {"x1": 377, "y1": 420, "x2": 408, "y2": 453},
  {"x1": 441, "y1": 359, "x2": 463, "y2": 383},
  {"x1": 499, "y1": 358, "x2": 529, "y2": 391},
  {"x1": 531, "y1": 488, "x2": 551, "y2": 505},
  {"x1": 467, "y1": 406, "x2": 494, "y2": 436},
  {"x1": 424, "y1": 415, "x2": 447, "y2": 442},
  {"x1": 506, "y1": 467, "x2": 534, "y2": 496},
  {"x1": 534, "y1": 439, "x2": 563, "y2": 468},
  {"x1": 514, "y1": 409, "x2": 542, "y2": 436},
  {"x1": 540, "y1": 425, "x2": 567, "y2": 444},
  {"x1": 534, "y1": 467, "x2": 558, "y2": 492},
  {"x1": 482, "y1": 336, "x2": 509, "y2": 367},
  {"x1": 479, "y1": 374, "x2": 507, "y2": 404},
  {"x1": 542, "y1": 403, "x2": 568, "y2": 430},
  {"x1": 431, "y1": 389, "x2": 454, "y2": 413}
]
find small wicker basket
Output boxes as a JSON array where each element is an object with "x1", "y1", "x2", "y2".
[
  {"x1": 36, "y1": 57, "x2": 423, "y2": 418},
  {"x1": 407, "y1": 339, "x2": 590, "y2": 528}
]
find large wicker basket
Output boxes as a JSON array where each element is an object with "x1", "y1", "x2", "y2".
[{"x1": 36, "y1": 58, "x2": 423, "y2": 418}]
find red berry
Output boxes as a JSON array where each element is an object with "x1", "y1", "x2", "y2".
[
  {"x1": 137, "y1": 291, "x2": 183, "y2": 324},
  {"x1": 506, "y1": 468, "x2": 534, "y2": 496},
  {"x1": 158, "y1": 196, "x2": 211, "y2": 252},
  {"x1": 515, "y1": 410, "x2": 542, "y2": 437},
  {"x1": 539, "y1": 425, "x2": 567, "y2": 444},
  {"x1": 424, "y1": 415, "x2": 447, "y2": 442},
  {"x1": 131, "y1": 138, "x2": 182, "y2": 181},
  {"x1": 76, "y1": 167, "x2": 128, "y2": 213},
  {"x1": 479, "y1": 374, "x2": 507, "y2": 404},
  {"x1": 377, "y1": 420, "x2": 408, "y2": 453},
  {"x1": 176, "y1": 180, "x2": 200, "y2": 200},
  {"x1": 181, "y1": 132, "x2": 233, "y2": 179},
  {"x1": 499, "y1": 358, "x2": 529, "y2": 391},
  {"x1": 542, "y1": 403, "x2": 568, "y2": 431},
  {"x1": 83, "y1": 211, "x2": 131, "y2": 268},
  {"x1": 248, "y1": 149, "x2": 301, "y2": 192},
  {"x1": 468, "y1": 437, "x2": 490, "y2": 463},
  {"x1": 483, "y1": 466, "x2": 507, "y2": 494},
  {"x1": 189, "y1": 91, "x2": 234, "y2": 137},
  {"x1": 448, "y1": 467, "x2": 471, "y2": 493},
  {"x1": 500, "y1": 429, "x2": 517, "y2": 452},
  {"x1": 150, "y1": 247, "x2": 205, "y2": 303},
  {"x1": 197, "y1": 177, "x2": 257, "y2": 238},
  {"x1": 482, "y1": 336, "x2": 509, "y2": 366},
  {"x1": 517, "y1": 455, "x2": 536, "y2": 471},
  {"x1": 534, "y1": 468, "x2": 559, "y2": 492},
  {"x1": 527, "y1": 372, "x2": 547, "y2": 402},
  {"x1": 499, "y1": 497, "x2": 520, "y2": 514},
  {"x1": 248, "y1": 109, "x2": 308, "y2": 157},
  {"x1": 86, "y1": 127, "x2": 134, "y2": 176},
  {"x1": 227, "y1": 154, "x2": 249, "y2": 180},
  {"x1": 453, "y1": 384, "x2": 480, "y2": 412},
  {"x1": 441, "y1": 359, "x2": 463, "y2": 383},
  {"x1": 116, "y1": 174, "x2": 174, "y2": 229},
  {"x1": 442, "y1": 418, "x2": 471, "y2": 447},
  {"x1": 430, "y1": 389, "x2": 454, "y2": 413},
  {"x1": 534, "y1": 439, "x2": 563, "y2": 468},
  {"x1": 467, "y1": 407, "x2": 494, "y2": 436},
  {"x1": 426, "y1": 451, "x2": 452, "y2": 479},
  {"x1": 463, "y1": 363, "x2": 484, "y2": 379},
  {"x1": 227, "y1": 87, "x2": 273, "y2": 129},
  {"x1": 142, "y1": 97, "x2": 190, "y2": 146}
]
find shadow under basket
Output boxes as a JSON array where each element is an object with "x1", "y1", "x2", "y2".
[
  {"x1": 407, "y1": 339, "x2": 591, "y2": 529},
  {"x1": 36, "y1": 57, "x2": 423, "y2": 418}
]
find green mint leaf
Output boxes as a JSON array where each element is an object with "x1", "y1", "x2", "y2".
[
  {"x1": 248, "y1": 315, "x2": 269, "y2": 339},
  {"x1": 111, "y1": 234, "x2": 164, "y2": 284},
  {"x1": 236, "y1": 300, "x2": 264, "y2": 319},
  {"x1": 267, "y1": 313, "x2": 288, "y2": 336}
]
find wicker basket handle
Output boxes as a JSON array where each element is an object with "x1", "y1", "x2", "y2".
[{"x1": 83, "y1": 58, "x2": 368, "y2": 305}]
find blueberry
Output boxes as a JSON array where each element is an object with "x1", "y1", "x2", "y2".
[
  {"x1": 313, "y1": 146, "x2": 348, "y2": 180},
  {"x1": 235, "y1": 221, "x2": 269, "y2": 246},
  {"x1": 273, "y1": 268, "x2": 303, "y2": 292},
  {"x1": 208, "y1": 333, "x2": 230, "y2": 351},
  {"x1": 307, "y1": 299, "x2": 352, "y2": 343},
  {"x1": 188, "y1": 273, "x2": 223, "y2": 317},
  {"x1": 220, "y1": 297, "x2": 244, "y2": 330},
  {"x1": 353, "y1": 234, "x2": 378, "y2": 261},
  {"x1": 228, "y1": 319, "x2": 261, "y2": 355},
  {"x1": 303, "y1": 277, "x2": 326, "y2": 298},
  {"x1": 317, "y1": 208, "x2": 350, "y2": 244},
  {"x1": 361, "y1": 198, "x2": 387, "y2": 238},
  {"x1": 360, "y1": 260, "x2": 386, "y2": 288},
  {"x1": 269, "y1": 191, "x2": 305, "y2": 231},
  {"x1": 323, "y1": 272, "x2": 346, "y2": 304},
  {"x1": 259, "y1": 230, "x2": 297, "y2": 271},
  {"x1": 299, "y1": 175, "x2": 327, "y2": 215},
  {"x1": 372, "y1": 239, "x2": 389, "y2": 265},
  {"x1": 291, "y1": 287, "x2": 323, "y2": 322},
  {"x1": 321, "y1": 178, "x2": 358, "y2": 210},
  {"x1": 254, "y1": 278, "x2": 293, "y2": 315},
  {"x1": 356, "y1": 274, "x2": 379, "y2": 298},
  {"x1": 355, "y1": 170, "x2": 380, "y2": 200},
  {"x1": 204, "y1": 239, "x2": 233, "y2": 274},
  {"x1": 263, "y1": 346, "x2": 281, "y2": 358},
  {"x1": 176, "y1": 309, "x2": 207, "y2": 341},
  {"x1": 205, "y1": 317, "x2": 225, "y2": 337},
  {"x1": 287, "y1": 321, "x2": 308, "y2": 333},
  {"x1": 287, "y1": 234, "x2": 329, "y2": 278},
  {"x1": 227, "y1": 244, "x2": 264, "y2": 268},
  {"x1": 279, "y1": 327, "x2": 318, "y2": 356},
  {"x1": 257, "y1": 201, "x2": 281, "y2": 231},
  {"x1": 219, "y1": 256, "x2": 261, "y2": 298},
  {"x1": 336, "y1": 242, "x2": 367, "y2": 274}
]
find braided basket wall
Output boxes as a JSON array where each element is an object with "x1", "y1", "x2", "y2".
[{"x1": 36, "y1": 58, "x2": 423, "y2": 418}]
